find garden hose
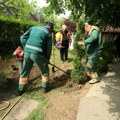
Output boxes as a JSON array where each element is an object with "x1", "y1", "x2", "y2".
[
  {"x1": 0, "y1": 101, "x2": 10, "y2": 111},
  {"x1": 0, "y1": 78, "x2": 39, "y2": 120}
]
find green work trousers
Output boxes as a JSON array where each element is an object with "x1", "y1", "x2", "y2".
[
  {"x1": 86, "y1": 53, "x2": 98, "y2": 74},
  {"x1": 18, "y1": 52, "x2": 49, "y2": 91}
]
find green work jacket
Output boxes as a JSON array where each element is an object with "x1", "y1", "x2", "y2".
[
  {"x1": 84, "y1": 26, "x2": 103, "y2": 56},
  {"x1": 20, "y1": 26, "x2": 52, "y2": 60}
]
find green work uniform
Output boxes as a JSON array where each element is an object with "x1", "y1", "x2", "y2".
[
  {"x1": 19, "y1": 26, "x2": 52, "y2": 92},
  {"x1": 84, "y1": 26, "x2": 103, "y2": 74}
]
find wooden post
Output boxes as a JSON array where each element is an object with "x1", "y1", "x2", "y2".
[{"x1": 52, "y1": 32, "x2": 55, "y2": 72}]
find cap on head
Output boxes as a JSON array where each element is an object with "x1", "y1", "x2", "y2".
[
  {"x1": 17, "y1": 46, "x2": 22, "y2": 49},
  {"x1": 84, "y1": 23, "x2": 89, "y2": 26},
  {"x1": 46, "y1": 21, "x2": 54, "y2": 28},
  {"x1": 61, "y1": 24, "x2": 68, "y2": 31},
  {"x1": 84, "y1": 23, "x2": 91, "y2": 33}
]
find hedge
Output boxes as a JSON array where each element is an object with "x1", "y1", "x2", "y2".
[{"x1": 0, "y1": 16, "x2": 38, "y2": 54}]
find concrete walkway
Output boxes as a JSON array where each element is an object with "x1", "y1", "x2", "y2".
[
  {"x1": 77, "y1": 63, "x2": 120, "y2": 120},
  {"x1": 2, "y1": 98, "x2": 39, "y2": 120}
]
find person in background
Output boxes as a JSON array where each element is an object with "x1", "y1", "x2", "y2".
[
  {"x1": 78, "y1": 23, "x2": 103, "y2": 84},
  {"x1": 13, "y1": 46, "x2": 24, "y2": 74},
  {"x1": 18, "y1": 21, "x2": 54, "y2": 95},
  {"x1": 56, "y1": 24, "x2": 69, "y2": 63}
]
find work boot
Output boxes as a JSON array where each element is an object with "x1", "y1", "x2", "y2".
[
  {"x1": 65, "y1": 60, "x2": 69, "y2": 63},
  {"x1": 89, "y1": 78, "x2": 100, "y2": 84},
  {"x1": 18, "y1": 90, "x2": 25, "y2": 96},
  {"x1": 41, "y1": 86, "x2": 52, "y2": 93},
  {"x1": 41, "y1": 87, "x2": 47, "y2": 93}
]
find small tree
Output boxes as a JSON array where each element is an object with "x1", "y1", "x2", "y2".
[{"x1": 71, "y1": 16, "x2": 87, "y2": 83}]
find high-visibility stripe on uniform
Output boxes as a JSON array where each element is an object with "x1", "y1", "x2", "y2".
[
  {"x1": 19, "y1": 78, "x2": 28, "y2": 85},
  {"x1": 26, "y1": 45, "x2": 43, "y2": 52},
  {"x1": 42, "y1": 76, "x2": 49, "y2": 82},
  {"x1": 88, "y1": 72, "x2": 98, "y2": 79}
]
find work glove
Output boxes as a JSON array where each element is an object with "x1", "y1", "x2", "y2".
[
  {"x1": 19, "y1": 52, "x2": 24, "y2": 56},
  {"x1": 13, "y1": 52, "x2": 17, "y2": 56}
]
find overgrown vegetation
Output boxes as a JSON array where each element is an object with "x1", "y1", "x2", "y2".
[
  {"x1": 102, "y1": 41, "x2": 115, "y2": 63},
  {"x1": 96, "y1": 57, "x2": 108, "y2": 73},
  {"x1": 0, "y1": 16, "x2": 38, "y2": 53},
  {"x1": 46, "y1": 0, "x2": 120, "y2": 27}
]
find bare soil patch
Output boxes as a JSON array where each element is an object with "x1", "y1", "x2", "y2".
[{"x1": 0, "y1": 55, "x2": 92, "y2": 120}]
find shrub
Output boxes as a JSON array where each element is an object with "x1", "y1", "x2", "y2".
[
  {"x1": 0, "y1": 16, "x2": 38, "y2": 54},
  {"x1": 96, "y1": 57, "x2": 108, "y2": 73},
  {"x1": 102, "y1": 41, "x2": 115, "y2": 63},
  {"x1": 71, "y1": 20, "x2": 86, "y2": 83}
]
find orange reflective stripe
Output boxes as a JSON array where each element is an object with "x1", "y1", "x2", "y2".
[
  {"x1": 19, "y1": 81, "x2": 28, "y2": 85},
  {"x1": 42, "y1": 76, "x2": 49, "y2": 82},
  {"x1": 19, "y1": 78, "x2": 28, "y2": 85},
  {"x1": 19, "y1": 80, "x2": 28, "y2": 85},
  {"x1": 89, "y1": 73, "x2": 98, "y2": 79},
  {"x1": 20, "y1": 78, "x2": 27, "y2": 80}
]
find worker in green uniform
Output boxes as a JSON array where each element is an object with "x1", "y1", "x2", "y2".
[
  {"x1": 18, "y1": 21, "x2": 54, "y2": 95},
  {"x1": 78, "y1": 23, "x2": 103, "y2": 84}
]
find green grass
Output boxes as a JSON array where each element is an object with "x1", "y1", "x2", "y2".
[
  {"x1": 24, "y1": 86, "x2": 49, "y2": 120},
  {"x1": 50, "y1": 48, "x2": 74, "y2": 63}
]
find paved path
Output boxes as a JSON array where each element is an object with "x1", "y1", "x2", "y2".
[
  {"x1": 77, "y1": 63, "x2": 120, "y2": 120},
  {"x1": 3, "y1": 98, "x2": 39, "y2": 120}
]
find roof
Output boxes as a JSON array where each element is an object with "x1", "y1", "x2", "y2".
[{"x1": 103, "y1": 27, "x2": 120, "y2": 33}]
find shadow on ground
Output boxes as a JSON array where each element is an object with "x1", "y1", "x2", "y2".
[
  {"x1": 27, "y1": 71, "x2": 71, "y2": 94},
  {"x1": 101, "y1": 63, "x2": 120, "y2": 119}
]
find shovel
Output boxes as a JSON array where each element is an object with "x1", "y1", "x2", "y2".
[{"x1": 49, "y1": 63, "x2": 70, "y2": 76}]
